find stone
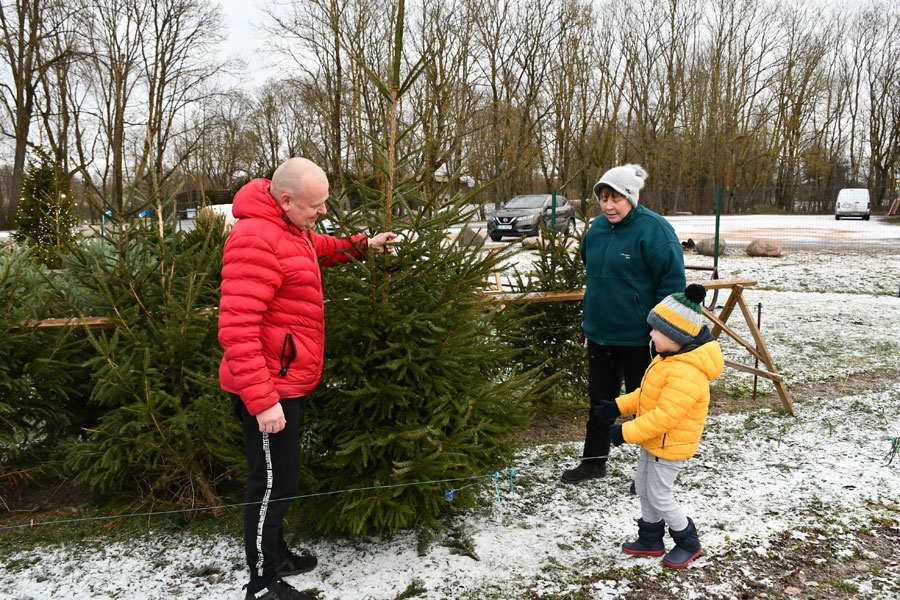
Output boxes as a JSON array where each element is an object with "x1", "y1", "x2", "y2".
[
  {"x1": 745, "y1": 238, "x2": 783, "y2": 257},
  {"x1": 696, "y1": 237, "x2": 726, "y2": 257},
  {"x1": 456, "y1": 225, "x2": 484, "y2": 247}
]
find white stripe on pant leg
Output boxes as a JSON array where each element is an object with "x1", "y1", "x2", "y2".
[{"x1": 254, "y1": 432, "x2": 274, "y2": 578}]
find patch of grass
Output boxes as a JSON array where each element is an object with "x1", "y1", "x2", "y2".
[
  {"x1": 830, "y1": 579, "x2": 859, "y2": 593},
  {"x1": 393, "y1": 578, "x2": 428, "y2": 599}
]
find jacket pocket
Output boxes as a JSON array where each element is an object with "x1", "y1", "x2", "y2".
[{"x1": 278, "y1": 332, "x2": 296, "y2": 377}]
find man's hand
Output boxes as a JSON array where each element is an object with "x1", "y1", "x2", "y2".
[
  {"x1": 368, "y1": 232, "x2": 398, "y2": 254},
  {"x1": 256, "y1": 402, "x2": 286, "y2": 434}
]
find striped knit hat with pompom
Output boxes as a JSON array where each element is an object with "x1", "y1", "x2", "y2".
[{"x1": 647, "y1": 284, "x2": 707, "y2": 347}]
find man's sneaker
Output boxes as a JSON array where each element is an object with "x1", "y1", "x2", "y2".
[
  {"x1": 276, "y1": 549, "x2": 318, "y2": 577},
  {"x1": 560, "y1": 462, "x2": 606, "y2": 483},
  {"x1": 244, "y1": 578, "x2": 318, "y2": 600}
]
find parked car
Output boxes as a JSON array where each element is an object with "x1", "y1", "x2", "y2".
[
  {"x1": 487, "y1": 194, "x2": 576, "y2": 241},
  {"x1": 835, "y1": 188, "x2": 870, "y2": 220}
]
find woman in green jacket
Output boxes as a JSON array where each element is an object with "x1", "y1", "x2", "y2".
[{"x1": 561, "y1": 164, "x2": 686, "y2": 484}]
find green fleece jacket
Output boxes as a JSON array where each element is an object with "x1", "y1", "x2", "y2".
[{"x1": 581, "y1": 205, "x2": 685, "y2": 346}]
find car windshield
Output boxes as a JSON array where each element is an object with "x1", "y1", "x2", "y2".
[{"x1": 504, "y1": 195, "x2": 547, "y2": 209}]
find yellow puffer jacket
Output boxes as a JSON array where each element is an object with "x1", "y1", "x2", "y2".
[{"x1": 615, "y1": 338, "x2": 724, "y2": 460}]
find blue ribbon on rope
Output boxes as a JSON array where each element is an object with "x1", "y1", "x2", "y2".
[{"x1": 886, "y1": 438, "x2": 900, "y2": 465}]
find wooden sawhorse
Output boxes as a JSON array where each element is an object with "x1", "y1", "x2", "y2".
[
  {"x1": 482, "y1": 277, "x2": 795, "y2": 416},
  {"x1": 701, "y1": 278, "x2": 795, "y2": 416}
]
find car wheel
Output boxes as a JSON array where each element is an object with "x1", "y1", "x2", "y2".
[
  {"x1": 863, "y1": 214, "x2": 870, "y2": 221},
  {"x1": 489, "y1": 233, "x2": 503, "y2": 242},
  {"x1": 835, "y1": 215, "x2": 840, "y2": 220}
]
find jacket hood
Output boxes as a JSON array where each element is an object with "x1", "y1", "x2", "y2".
[
  {"x1": 232, "y1": 178, "x2": 285, "y2": 224},
  {"x1": 666, "y1": 329, "x2": 724, "y2": 381}
]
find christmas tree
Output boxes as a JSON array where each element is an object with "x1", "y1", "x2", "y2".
[{"x1": 14, "y1": 150, "x2": 77, "y2": 269}]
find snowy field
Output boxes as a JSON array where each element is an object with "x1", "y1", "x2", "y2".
[
  {"x1": 2, "y1": 241, "x2": 900, "y2": 599},
  {"x1": 666, "y1": 213, "x2": 899, "y2": 249}
]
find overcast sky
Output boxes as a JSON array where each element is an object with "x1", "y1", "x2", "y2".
[{"x1": 218, "y1": 0, "x2": 272, "y2": 84}]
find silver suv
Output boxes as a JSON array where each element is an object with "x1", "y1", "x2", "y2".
[{"x1": 487, "y1": 194, "x2": 576, "y2": 241}]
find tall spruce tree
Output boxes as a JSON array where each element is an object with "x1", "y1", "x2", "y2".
[
  {"x1": 300, "y1": 195, "x2": 545, "y2": 536},
  {"x1": 294, "y1": 0, "x2": 550, "y2": 536}
]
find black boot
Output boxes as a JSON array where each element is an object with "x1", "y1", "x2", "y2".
[
  {"x1": 663, "y1": 517, "x2": 702, "y2": 568},
  {"x1": 560, "y1": 462, "x2": 606, "y2": 483},
  {"x1": 622, "y1": 518, "x2": 666, "y2": 556}
]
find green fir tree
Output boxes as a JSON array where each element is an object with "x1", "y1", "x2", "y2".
[
  {"x1": 0, "y1": 248, "x2": 94, "y2": 485},
  {"x1": 294, "y1": 0, "x2": 550, "y2": 536},
  {"x1": 300, "y1": 194, "x2": 544, "y2": 536},
  {"x1": 506, "y1": 222, "x2": 588, "y2": 408},
  {"x1": 63, "y1": 210, "x2": 241, "y2": 508}
]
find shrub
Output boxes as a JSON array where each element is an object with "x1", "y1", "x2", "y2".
[{"x1": 63, "y1": 214, "x2": 241, "y2": 507}]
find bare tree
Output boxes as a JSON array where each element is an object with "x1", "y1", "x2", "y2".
[
  {"x1": 133, "y1": 0, "x2": 226, "y2": 202},
  {"x1": 766, "y1": 2, "x2": 833, "y2": 211},
  {"x1": 464, "y1": 0, "x2": 561, "y2": 203},
  {"x1": 538, "y1": 0, "x2": 608, "y2": 201},
  {"x1": 856, "y1": 2, "x2": 900, "y2": 207},
  {"x1": 689, "y1": 0, "x2": 779, "y2": 212},
  {"x1": 263, "y1": 0, "x2": 356, "y2": 195},
  {"x1": 0, "y1": 0, "x2": 73, "y2": 206},
  {"x1": 72, "y1": 0, "x2": 145, "y2": 215},
  {"x1": 404, "y1": 0, "x2": 479, "y2": 203},
  {"x1": 71, "y1": 0, "x2": 227, "y2": 219},
  {"x1": 184, "y1": 91, "x2": 257, "y2": 190},
  {"x1": 617, "y1": 0, "x2": 703, "y2": 214}
]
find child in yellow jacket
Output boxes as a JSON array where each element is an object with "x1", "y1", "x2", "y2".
[{"x1": 593, "y1": 284, "x2": 724, "y2": 568}]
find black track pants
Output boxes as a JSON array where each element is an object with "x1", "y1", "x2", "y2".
[
  {"x1": 232, "y1": 393, "x2": 302, "y2": 582},
  {"x1": 582, "y1": 342, "x2": 650, "y2": 465}
]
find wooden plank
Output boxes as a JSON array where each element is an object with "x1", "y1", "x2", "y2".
[
  {"x1": 889, "y1": 198, "x2": 900, "y2": 216},
  {"x1": 23, "y1": 277, "x2": 795, "y2": 414},
  {"x1": 700, "y1": 278, "x2": 757, "y2": 290},
  {"x1": 702, "y1": 305, "x2": 768, "y2": 365},
  {"x1": 707, "y1": 284, "x2": 742, "y2": 338},
  {"x1": 482, "y1": 289, "x2": 586, "y2": 303},
  {"x1": 734, "y1": 291, "x2": 795, "y2": 415},
  {"x1": 18, "y1": 316, "x2": 113, "y2": 330},
  {"x1": 723, "y1": 359, "x2": 784, "y2": 382}
]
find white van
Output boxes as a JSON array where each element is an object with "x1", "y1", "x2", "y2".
[{"x1": 835, "y1": 188, "x2": 871, "y2": 220}]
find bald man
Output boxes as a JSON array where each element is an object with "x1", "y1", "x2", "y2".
[{"x1": 218, "y1": 157, "x2": 395, "y2": 600}]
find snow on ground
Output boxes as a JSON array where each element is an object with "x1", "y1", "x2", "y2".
[
  {"x1": 666, "y1": 213, "x2": 899, "y2": 249},
  {"x1": 2, "y1": 228, "x2": 900, "y2": 600}
]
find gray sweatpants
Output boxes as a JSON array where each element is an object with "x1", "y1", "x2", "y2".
[{"x1": 634, "y1": 447, "x2": 689, "y2": 531}]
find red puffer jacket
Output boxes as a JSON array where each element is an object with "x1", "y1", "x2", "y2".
[{"x1": 218, "y1": 178, "x2": 367, "y2": 416}]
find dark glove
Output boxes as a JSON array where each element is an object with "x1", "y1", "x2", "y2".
[
  {"x1": 591, "y1": 400, "x2": 621, "y2": 424},
  {"x1": 609, "y1": 424, "x2": 625, "y2": 447}
]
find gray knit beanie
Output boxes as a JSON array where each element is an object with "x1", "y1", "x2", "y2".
[{"x1": 592, "y1": 163, "x2": 648, "y2": 207}]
